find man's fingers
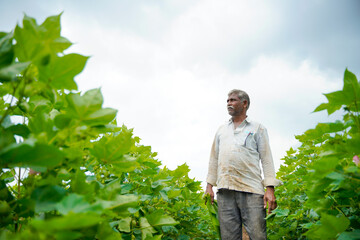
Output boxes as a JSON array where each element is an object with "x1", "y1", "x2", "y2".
[
  {"x1": 268, "y1": 200, "x2": 277, "y2": 214},
  {"x1": 263, "y1": 197, "x2": 267, "y2": 209},
  {"x1": 204, "y1": 193, "x2": 215, "y2": 205},
  {"x1": 272, "y1": 201, "x2": 277, "y2": 210},
  {"x1": 267, "y1": 203, "x2": 272, "y2": 214},
  {"x1": 264, "y1": 197, "x2": 277, "y2": 213}
]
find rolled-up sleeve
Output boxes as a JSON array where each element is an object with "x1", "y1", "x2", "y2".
[
  {"x1": 256, "y1": 125, "x2": 282, "y2": 187},
  {"x1": 206, "y1": 135, "x2": 218, "y2": 186}
]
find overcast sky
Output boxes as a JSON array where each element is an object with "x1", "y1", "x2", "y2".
[{"x1": 1, "y1": 0, "x2": 360, "y2": 187}]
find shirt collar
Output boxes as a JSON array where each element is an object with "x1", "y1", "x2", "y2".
[{"x1": 228, "y1": 116, "x2": 251, "y2": 125}]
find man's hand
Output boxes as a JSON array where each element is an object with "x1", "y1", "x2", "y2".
[
  {"x1": 263, "y1": 186, "x2": 277, "y2": 214},
  {"x1": 205, "y1": 183, "x2": 214, "y2": 204}
]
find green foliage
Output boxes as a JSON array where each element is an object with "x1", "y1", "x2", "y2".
[
  {"x1": 204, "y1": 194, "x2": 220, "y2": 237},
  {"x1": 268, "y1": 69, "x2": 360, "y2": 239},
  {"x1": 0, "y1": 14, "x2": 217, "y2": 239}
]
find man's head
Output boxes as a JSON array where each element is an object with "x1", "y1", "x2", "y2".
[{"x1": 227, "y1": 89, "x2": 250, "y2": 116}]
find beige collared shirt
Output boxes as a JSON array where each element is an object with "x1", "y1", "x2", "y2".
[{"x1": 206, "y1": 118, "x2": 281, "y2": 195}]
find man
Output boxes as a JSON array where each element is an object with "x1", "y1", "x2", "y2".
[{"x1": 205, "y1": 89, "x2": 281, "y2": 240}]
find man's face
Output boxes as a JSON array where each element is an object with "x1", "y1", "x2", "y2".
[{"x1": 227, "y1": 93, "x2": 247, "y2": 116}]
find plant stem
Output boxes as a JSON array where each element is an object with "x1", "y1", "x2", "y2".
[
  {"x1": 0, "y1": 81, "x2": 20, "y2": 126},
  {"x1": 17, "y1": 168, "x2": 21, "y2": 199}
]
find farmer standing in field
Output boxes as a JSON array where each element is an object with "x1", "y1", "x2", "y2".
[{"x1": 205, "y1": 89, "x2": 281, "y2": 240}]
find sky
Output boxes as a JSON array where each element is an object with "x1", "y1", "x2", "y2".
[{"x1": 1, "y1": 0, "x2": 360, "y2": 188}]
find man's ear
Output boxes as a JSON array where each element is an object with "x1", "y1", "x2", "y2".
[{"x1": 243, "y1": 100, "x2": 248, "y2": 109}]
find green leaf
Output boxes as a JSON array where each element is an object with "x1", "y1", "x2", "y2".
[
  {"x1": 32, "y1": 185, "x2": 67, "y2": 212},
  {"x1": 14, "y1": 13, "x2": 71, "y2": 63},
  {"x1": 177, "y1": 235, "x2": 190, "y2": 240},
  {"x1": 0, "y1": 129, "x2": 16, "y2": 152},
  {"x1": 38, "y1": 53, "x2": 88, "y2": 90},
  {"x1": 0, "y1": 140, "x2": 64, "y2": 169},
  {"x1": 5, "y1": 124, "x2": 30, "y2": 138},
  {"x1": 0, "y1": 32, "x2": 14, "y2": 68},
  {"x1": 0, "y1": 115, "x2": 12, "y2": 129},
  {"x1": 0, "y1": 179, "x2": 14, "y2": 201},
  {"x1": 345, "y1": 166, "x2": 358, "y2": 173},
  {"x1": 37, "y1": 14, "x2": 72, "y2": 52},
  {"x1": 68, "y1": 89, "x2": 104, "y2": 115},
  {"x1": 50, "y1": 36, "x2": 72, "y2": 53},
  {"x1": 167, "y1": 189, "x2": 181, "y2": 199},
  {"x1": 343, "y1": 69, "x2": 360, "y2": 105},
  {"x1": 146, "y1": 210, "x2": 178, "y2": 227},
  {"x1": 97, "y1": 222, "x2": 122, "y2": 240},
  {"x1": 305, "y1": 213, "x2": 350, "y2": 239},
  {"x1": 40, "y1": 13, "x2": 62, "y2": 39},
  {"x1": 56, "y1": 193, "x2": 103, "y2": 215},
  {"x1": 264, "y1": 211, "x2": 276, "y2": 220},
  {"x1": 28, "y1": 96, "x2": 53, "y2": 114},
  {"x1": 90, "y1": 131, "x2": 138, "y2": 172},
  {"x1": 149, "y1": 235, "x2": 162, "y2": 240},
  {"x1": 326, "y1": 172, "x2": 345, "y2": 181},
  {"x1": 301, "y1": 121, "x2": 348, "y2": 141},
  {"x1": 63, "y1": 88, "x2": 117, "y2": 125},
  {"x1": 140, "y1": 217, "x2": 156, "y2": 240},
  {"x1": 313, "y1": 102, "x2": 329, "y2": 113},
  {"x1": 0, "y1": 171, "x2": 15, "y2": 185},
  {"x1": 151, "y1": 178, "x2": 170, "y2": 189},
  {"x1": 312, "y1": 156, "x2": 339, "y2": 177},
  {"x1": 173, "y1": 163, "x2": 190, "y2": 178},
  {"x1": 0, "y1": 62, "x2": 30, "y2": 82},
  {"x1": 274, "y1": 208, "x2": 290, "y2": 218},
  {"x1": 313, "y1": 91, "x2": 345, "y2": 115},
  {"x1": 300, "y1": 222, "x2": 314, "y2": 230},
  {"x1": 326, "y1": 91, "x2": 351, "y2": 110},
  {"x1": 54, "y1": 113, "x2": 72, "y2": 129},
  {"x1": 118, "y1": 217, "x2": 131, "y2": 232},
  {"x1": 82, "y1": 108, "x2": 117, "y2": 126},
  {"x1": 53, "y1": 231, "x2": 83, "y2": 240},
  {"x1": 345, "y1": 136, "x2": 360, "y2": 154},
  {"x1": 186, "y1": 181, "x2": 201, "y2": 192},
  {"x1": 162, "y1": 226, "x2": 178, "y2": 234},
  {"x1": 314, "y1": 69, "x2": 360, "y2": 115},
  {"x1": 159, "y1": 190, "x2": 169, "y2": 201},
  {"x1": 338, "y1": 229, "x2": 360, "y2": 240},
  {"x1": 70, "y1": 169, "x2": 92, "y2": 195},
  {"x1": 31, "y1": 212, "x2": 102, "y2": 231},
  {"x1": 96, "y1": 194, "x2": 139, "y2": 210},
  {"x1": 14, "y1": 16, "x2": 44, "y2": 62}
]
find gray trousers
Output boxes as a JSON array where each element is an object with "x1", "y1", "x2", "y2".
[{"x1": 217, "y1": 189, "x2": 266, "y2": 240}]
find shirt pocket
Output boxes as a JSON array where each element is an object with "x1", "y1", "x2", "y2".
[
  {"x1": 242, "y1": 131, "x2": 257, "y2": 150},
  {"x1": 234, "y1": 131, "x2": 252, "y2": 147}
]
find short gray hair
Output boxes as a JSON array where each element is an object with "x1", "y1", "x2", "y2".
[{"x1": 228, "y1": 89, "x2": 250, "y2": 110}]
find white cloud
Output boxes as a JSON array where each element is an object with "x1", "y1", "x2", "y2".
[
  {"x1": 164, "y1": 0, "x2": 281, "y2": 70},
  {"x1": 59, "y1": 3, "x2": 345, "y2": 186}
]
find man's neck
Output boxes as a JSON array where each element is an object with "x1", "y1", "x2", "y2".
[{"x1": 231, "y1": 114, "x2": 247, "y2": 128}]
